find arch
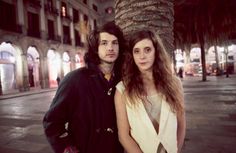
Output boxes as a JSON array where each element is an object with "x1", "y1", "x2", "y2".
[
  {"x1": 75, "y1": 49, "x2": 86, "y2": 69},
  {"x1": 0, "y1": 42, "x2": 22, "y2": 93},
  {"x1": 62, "y1": 51, "x2": 71, "y2": 76},
  {"x1": 47, "y1": 49, "x2": 61, "y2": 88},
  {"x1": 27, "y1": 46, "x2": 40, "y2": 88}
]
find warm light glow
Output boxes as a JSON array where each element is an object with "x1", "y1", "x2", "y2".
[
  {"x1": 47, "y1": 50, "x2": 61, "y2": 87},
  {"x1": 62, "y1": 6, "x2": 66, "y2": 17},
  {"x1": 9, "y1": 56, "x2": 16, "y2": 63},
  {"x1": 62, "y1": 52, "x2": 70, "y2": 76},
  {"x1": 63, "y1": 52, "x2": 70, "y2": 62}
]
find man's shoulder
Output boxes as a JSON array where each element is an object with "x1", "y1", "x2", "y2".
[{"x1": 69, "y1": 67, "x2": 91, "y2": 76}]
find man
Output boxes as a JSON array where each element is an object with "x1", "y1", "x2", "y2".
[{"x1": 43, "y1": 22, "x2": 125, "y2": 153}]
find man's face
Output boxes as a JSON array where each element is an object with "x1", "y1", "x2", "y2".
[{"x1": 98, "y1": 32, "x2": 119, "y2": 64}]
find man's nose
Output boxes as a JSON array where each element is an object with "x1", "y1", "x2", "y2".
[{"x1": 107, "y1": 43, "x2": 113, "y2": 51}]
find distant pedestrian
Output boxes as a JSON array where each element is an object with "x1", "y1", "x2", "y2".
[
  {"x1": 178, "y1": 68, "x2": 183, "y2": 78},
  {"x1": 56, "y1": 76, "x2": 61, "y2": 85}
]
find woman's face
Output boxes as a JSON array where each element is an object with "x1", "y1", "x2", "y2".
[{"x1": 132, "y1": 38, "x2": 155, "y2": 73}]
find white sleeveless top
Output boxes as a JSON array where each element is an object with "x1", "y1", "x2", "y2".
[{"x1": 116, "y1": 81, "x2": 178, "y2": 153}]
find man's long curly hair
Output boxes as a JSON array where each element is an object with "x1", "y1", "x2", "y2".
[
  {"x1": 122, "y1": 30, "x2": 184, "y2": 114},
  {"x1": 84, "y1": 21, "x2": 125, "y2": 77}
]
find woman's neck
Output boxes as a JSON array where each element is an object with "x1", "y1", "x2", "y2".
[
  {"x1": 141, "y1": 70, "x2": 153, "y2": 82},
  {"x1": 141, "y1": 71, "x2": 157, "y2": 96}
]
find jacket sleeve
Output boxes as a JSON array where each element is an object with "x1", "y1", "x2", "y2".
[{"x1": 43, "y1": 73, "x2": 76, "y2": 153}]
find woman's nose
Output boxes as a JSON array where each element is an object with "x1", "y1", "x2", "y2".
[{"x1": 139, "y1": 51, "x2": 145, "y2": 58}]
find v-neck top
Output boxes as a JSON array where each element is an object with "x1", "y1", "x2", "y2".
[{"x1": 144, "y1": 95, "x2": 162, "y2": 134}]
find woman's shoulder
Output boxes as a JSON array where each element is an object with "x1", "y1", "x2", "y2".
[{"x1": 116, "y1": 81, "x2": 125, "y2": 93}]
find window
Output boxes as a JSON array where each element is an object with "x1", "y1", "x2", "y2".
[
  {"x1": 0, "y1": 51, "x2": 15, "y2": 63},
  {"x1": 228, "y1": 55, "x2": 234, "y2": 60},
  {"x1": 74, "y1": 30, "x2": 81, "y2": 46},
  {"x1": 61, "y1": 2, "x2": 67, "y2": 17},
  {"x1": 27, "y1": 12, "x2": 40, "y2": 38},
  {"x1": 48, "y1": 19, "x2": 55, "y2": 40},
  {"x1": 105, "y1": 7, "x2": 113, "y2": 14},
  {"x1": 0, "y1": 1, "x2": 17, "y2": 32},
  {"x1": 48, "y1": 0, "x2": 53, "y2": 8},
  {"x1": 83, "y1": 0, "x2": 87, "y2": 5},
  {"x1": 92, "y1": 4, "x2": 97, "y2": 12},
  {"x1": 84, "y1": 14, "x2": 88, "y2": 22},
  {"x1": 73, "y1": 8, "x2": 79, "y2": 23},
  {"x1": 63, "y1": 25, "x2": 71, "y2": 44}
]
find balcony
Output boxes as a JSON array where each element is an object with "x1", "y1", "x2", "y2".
[
  {"x1": 61, "y1": 14, "x2": 72, "y2": 22},
  {"x1": 27, "y1": 29, "x2": 40, "y2": 38},
  {"x1": 44, "y1": 4, "x2": 59, "y2": 16},
  {"x1": 26, "y1": 0, "x2": 41, "y2": 9},
  {"x1": 63, "y1": 36, "x2": 71, "y2": 45}
]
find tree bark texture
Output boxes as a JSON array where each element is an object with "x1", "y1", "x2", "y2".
[{"x1": 115, "y1": 0, "x2": 174, "y2": 56}]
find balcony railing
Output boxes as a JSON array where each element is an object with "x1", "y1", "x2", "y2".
[
  {"x1": 44, "y1": 4, "x2": 59, "y2": 16},
  {"x1": 61, "y1": 15, "x2": 72, "y2": 22},
  {"x1": 27, "y1": 29, "x2": 40, "y2": 38},
  {"x1": 63, "y1": 36, "x2": 71, "y2": 45},
  {"x1": 27, "y1": 0, "x2": 41, "y2": 9}
]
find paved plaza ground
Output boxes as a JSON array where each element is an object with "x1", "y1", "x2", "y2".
[{"x1": 0, "y1": 75, "x2": 236, "y2": 153}]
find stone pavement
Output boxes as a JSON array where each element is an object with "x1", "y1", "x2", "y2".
[
  {"x1": 182, "y1": 75, "x2": 236, "y2": 153},
  {"x1": 0, "y1": 75, "x2": 235, "y2": 153}
]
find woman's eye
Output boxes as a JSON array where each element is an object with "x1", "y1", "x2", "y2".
[{"x1": 145, "y1": 47, "x2": 151, "y2": 53}]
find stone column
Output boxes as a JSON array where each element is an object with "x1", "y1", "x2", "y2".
[
  {"x1": 39, "y1": 55, "x2": 50, "y2": 89},
  {"x1": 19, "y1": 53, "x2": 30, "y2": 91},
  {"x1": 68, "y1": 6, "x2": 75, "y2": 46},
  {"x1": 56, "y1": 1, "x2": 62, "y2": 42},
  {"x1": 40, "y1": 0, "x2": 47, "y2": 39},
  {"x1": 70, "y1": 54, "x2": 76, "y2": 71},
  {"x1": 79, "y1": 13, "x2": 86, "y2": 43},
  {"x1": 17, "y1": 0, "x2": 27, "y2": 34}
]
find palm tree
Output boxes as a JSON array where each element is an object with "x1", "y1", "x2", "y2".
[{"x1": 115, "y1": 0, "x2": 175, "y2": 59}]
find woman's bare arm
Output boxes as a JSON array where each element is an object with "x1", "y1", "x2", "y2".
[{"x1": 114, "y1": 90, "x2": 143, "y2": 153}]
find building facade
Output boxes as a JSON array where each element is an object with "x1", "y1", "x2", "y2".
[
  {"x1": 175, "y1": 45, "x2": 236, "y2": 76},
  {"x1": 0, "y1": 0, "x2": 115, "y2": 94}
]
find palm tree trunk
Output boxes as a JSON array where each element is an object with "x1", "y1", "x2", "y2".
[
  {"x1": 199, "y1": 34, "x2": 207, "y2": 81},
  {"x1": 214, "y1": 45, "x2": 220, "y2": 75},
  {"x1": 115, "y1": 0, "x2": 174, "y2": 57}
]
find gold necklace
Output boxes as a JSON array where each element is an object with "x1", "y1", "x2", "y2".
[{"x1": 104, "y1": 73, "x2": 112, "y2": 81}]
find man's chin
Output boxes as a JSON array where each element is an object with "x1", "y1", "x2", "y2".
[
  {"x1": 102, "y1": 59, "x2": 117, "y2": 64},
  {"x1": 105, "y1": 61, "x2": 115, "y2": 64}
]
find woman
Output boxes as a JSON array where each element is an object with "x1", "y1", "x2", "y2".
[{"x1": 115, "y1": 30, "x2": 186, "y2": 153}]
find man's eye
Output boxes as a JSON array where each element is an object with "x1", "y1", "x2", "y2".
[
  {"x1": 100, "y1": 41, "x2": 107, "y2": 45},
  {"x1": 113, "y1": 41, "x2": 119, "y2": 45}
]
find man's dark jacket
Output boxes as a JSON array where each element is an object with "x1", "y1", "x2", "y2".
[{"x1": 43, "y1": 63, "x2": 123, "y2": 153}]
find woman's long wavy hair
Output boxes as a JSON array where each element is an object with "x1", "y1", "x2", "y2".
[
  {"x1": 122, "y1": 30, "x2": 184, "y2": 114},
  {"x1": 84, "y1": 21, "x2": 125, "y2": 77}
]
